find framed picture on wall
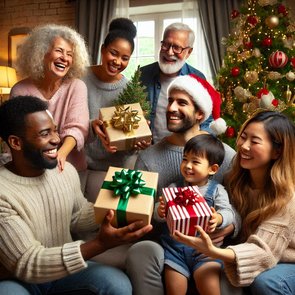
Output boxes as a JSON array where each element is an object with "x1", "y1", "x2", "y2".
[{"x1": 8, "y1": 27, "x2": 31, "y2": 68}]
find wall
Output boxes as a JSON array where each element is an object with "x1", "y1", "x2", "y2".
[
  {"x1": 0, "y1": 0, "x2": 294, "y2": 67},
  {"x1": 0, "y1": 0, "x2": 75, "y2": 66}
]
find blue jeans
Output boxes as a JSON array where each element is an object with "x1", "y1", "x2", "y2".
[
  {"x1": 0, "y1": 261, "x2": 132, "y2": 295},
  {"x1": 251, "y1": 263, "x2": 295, "y2": 295}
]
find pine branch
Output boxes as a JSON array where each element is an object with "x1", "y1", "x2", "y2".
[{"x1": 113, "y1": 65, "x2": 151, "y2": 118}]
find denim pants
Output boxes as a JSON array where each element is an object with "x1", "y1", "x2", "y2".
[
  {"x1": 0, "y1": 261, "x2": 132, "y2": 295},
  {"x1": 251, "y1": 263, "x2": 295, "y2": 295}
]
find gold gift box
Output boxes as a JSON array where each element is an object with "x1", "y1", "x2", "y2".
[
  {"x1": 94, "y1": 166, "x2": 158, "y2": 227},
  {"x1": 99, "y1": 103, "x2": 152, "y2": 151}
]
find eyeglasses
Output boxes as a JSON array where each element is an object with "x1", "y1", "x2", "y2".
[{"x1": 160, "y1": 41, "x2": 191, "y2": 54}]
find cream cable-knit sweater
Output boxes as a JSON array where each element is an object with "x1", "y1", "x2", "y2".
[
  {"x1": 224, "y1": 192, "x2": 295, "y2": 287},
  {"x1": 0, "y1": 163, "x2": 98, "y2": 283}
]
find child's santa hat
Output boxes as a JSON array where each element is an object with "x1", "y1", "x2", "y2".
[{"x1": 167, "y1": 74, "x2": 227, "y2": 135}]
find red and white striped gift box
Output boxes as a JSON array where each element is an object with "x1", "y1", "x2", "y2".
[{"x1": 162, "y1": 186, "x2": 212, "y2": 236}]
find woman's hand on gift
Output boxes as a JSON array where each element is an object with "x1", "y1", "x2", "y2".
[
  {"x1": 157, "y1": 196, "x2": 166, "y2": 218},
  {"x1": 173, "y1": 225, "x2": 217, "y2": 258},
  {"x1": 173, "y1": 226, "x2": 236, "y2": 263},
  {"x1": 92, "y1": 119, "x2": 117, "y2": 153}
]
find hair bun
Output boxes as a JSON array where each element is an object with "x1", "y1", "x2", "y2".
[{"x1": 109, "y1": 18, "x2": 137, "y2": 39}]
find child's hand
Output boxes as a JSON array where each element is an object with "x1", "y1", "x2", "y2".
[
  {"x1": 157, "y1": 196, "x2": 166, "y2": 218},
  {"x1": 207, "y1": 207, "x2": 220, "y2": 233}
]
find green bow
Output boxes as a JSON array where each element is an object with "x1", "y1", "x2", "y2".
[
  {"x1": 109, "y1": 169, "x2": 146, "y2": 199},
  {"x1": 101, "y1": 169, "x2": 155, "y2": 227}
]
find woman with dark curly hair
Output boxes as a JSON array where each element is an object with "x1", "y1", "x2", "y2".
[
  {"x1": 83, "y1": 18, "x2": 150, "y2": 203},
  {"x1": 10, "y1": 24, "x2": 90, "y2": 187}
]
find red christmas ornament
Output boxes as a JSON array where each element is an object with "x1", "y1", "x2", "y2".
[
  {"x1": 269, "y1": 51, "x2": 289, "y2": 68},
  {"x1": 262, "y1": 37, "x2": 272, "y2": 47},
  {"x1": 278, "y1": 4, "x2": 288, "y2": 16},
  {"x1": 226, "y1": 126, "x2": 235, "y2": 138},
  {"x1": 231, "y1": 67, "x2": 240, "y2": 77},
  {"x1": 257, "y1": 88, "x2": 269, "y2": 99},
  {"x1": 290, "y1": 57, "x2": 295, "y2": 68},
  {"x1": 243, "y1": 39, "x2": 253, "y2": 49},
  {"x1": 231, "y1": 9, "x2": 240, "y2": 19},
  {"x1": 272, "y1": 99, "x2": 279, "y2": 107},
  {"x1": 247, "y1": 15, "x2": 258, "y2": 26}
]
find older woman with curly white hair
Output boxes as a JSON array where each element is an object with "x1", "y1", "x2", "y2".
[{"x1": 10, "y1": 23, "x2": 90, "y2": 188}]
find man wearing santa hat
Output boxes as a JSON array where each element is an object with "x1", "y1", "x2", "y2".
[{"x1": 135, "y1": 73, "x2": 234, "y2": 197}]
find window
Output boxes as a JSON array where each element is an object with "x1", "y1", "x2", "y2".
[{"x1": 123, "y1": 2, "x2": 213, "y2": 83}]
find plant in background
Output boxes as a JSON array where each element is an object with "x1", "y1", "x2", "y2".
[{"x1": 113, "y1": 65, "x2": 151, "y2": 119}]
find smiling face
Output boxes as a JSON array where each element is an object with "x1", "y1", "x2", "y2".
[
  {"x1": 100, "y1": 38, "x2": 132, "y2": 80},
  {"x1": 166, "y1": 89, "x2": 203, "y2": 133},
  {"x1": 43, "y1": 36, "x2": 73, "y2": 79},
  {"x1": 237, "y1": 121, "x2": 278, "y2": 175},
  {"x1": 21, "y1": 111, "x2": 60, "y2": 172},
  {"x1": 159, "y1": 30, "x2": 192, "y2": 75},
  {"x1": 180, "y1": 151, "x2": 216, "y2": 186}
]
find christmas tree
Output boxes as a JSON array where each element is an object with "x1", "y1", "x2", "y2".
[
  {"x1": 113, "y1": 65, "x2": 151, "y2": 119},
  {"x1": 216, "y1": 0, "x2": 295, "y2": 147}
]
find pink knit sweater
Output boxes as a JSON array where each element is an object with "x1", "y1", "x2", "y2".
[{"x1": 10, "y1": 78, "x2": 89, "y2": 171}]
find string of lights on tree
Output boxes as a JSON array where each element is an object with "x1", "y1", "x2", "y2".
[{"x1": 216, "y1": 0, "x2": 295, "y2": 147}]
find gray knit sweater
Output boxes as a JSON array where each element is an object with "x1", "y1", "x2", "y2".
[
  {"x1": 83, "y1": 70, "x2": 134, "y2": 171},
  {"x1": 134, "y1": 137, "x2": 236, "y2": 198},
  {"x1": 0, "y1": 163, "x2": 98, "y2": 283}
]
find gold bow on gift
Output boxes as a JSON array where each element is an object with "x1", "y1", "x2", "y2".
[{"x1": 111, "y1": 105, "x2": 141, "y2": 133}]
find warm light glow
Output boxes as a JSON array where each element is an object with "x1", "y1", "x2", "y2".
[{"x1": 0, "y1": 66, "x2": 17, "y2": 94}]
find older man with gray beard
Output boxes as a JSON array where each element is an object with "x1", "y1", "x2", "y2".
[{"x1": 140, "y1": 22, "x2": 212, "y2": 144}]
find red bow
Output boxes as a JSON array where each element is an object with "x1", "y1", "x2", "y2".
[{"x1": 174, "y1": 188, "x2": 199, "y2": 206}]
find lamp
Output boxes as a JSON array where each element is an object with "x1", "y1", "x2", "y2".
[
  {"x1": 0, "y1": 66, "x2": 17, "y2": 102},
  {"x1": 0, "y1": 66, "x2": 17, "y2": 157}
]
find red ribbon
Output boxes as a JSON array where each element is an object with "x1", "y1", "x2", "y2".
[
  {"x1": 174, "y1": 187, "x2": 200, "y2": 206},
  {"x1": 166, "y1": 187, "x2": 202, "y2": 213}
]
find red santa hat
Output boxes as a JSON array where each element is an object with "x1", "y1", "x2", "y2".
[{"x1": 167, "y1": 74, "x2": 227, "y2": 135}]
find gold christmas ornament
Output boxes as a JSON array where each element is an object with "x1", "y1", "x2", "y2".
[
  {"x1": 282, "y1": 36, "x2": 295, "y2": 50},
  {"x1": 267, "y1": 71, "x2": 283, "y2": 80},
  {"x1": 252, "y1": 48, "x2": 261, "y2": 58},
  {"x1": 286, "y1": 71, "x2": 295, "y2": 81},
  {"x1": 244, "y1": 71, "x2": 259, "y2": 84},
  {"x1": 237, "y1": 51, "x2": 251, "y2": 62},
  {"x1": 285, "y1": 85, "x2": 292, "y2": 102},
  {"x1": 265, "y1": 15, "x2": 279, "y2": 28},
  {"x1": 234, "y1": 86, "x2": 246, "y2": 101}
]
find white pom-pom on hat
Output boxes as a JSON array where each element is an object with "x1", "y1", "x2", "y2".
[{"x1": 167, "y1": 74, "x2": 227, "y2": 135}]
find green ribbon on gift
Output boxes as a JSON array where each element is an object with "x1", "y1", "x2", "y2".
[{"x1": 101, "y1": 169, "x2": 155, "y2": 227}]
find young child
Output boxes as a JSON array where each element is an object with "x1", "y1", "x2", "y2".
[
  {"x1": 173, "y1": 111, "x2": 295, "y2": 295},
  {"x1": 154, "y1": 133, "x2": 235, "y2": 295}
]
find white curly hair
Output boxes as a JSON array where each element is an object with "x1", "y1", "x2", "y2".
[{"x1": 16, "y1": 23, "x2": 90, "y2": 80}]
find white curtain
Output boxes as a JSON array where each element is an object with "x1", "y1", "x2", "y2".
[
  {"x1": 182, "y1": 0, "x2": 213, "y2": 83},
  {"x1": 115, "y1": 0, "x2": 129, "y2": 17}
]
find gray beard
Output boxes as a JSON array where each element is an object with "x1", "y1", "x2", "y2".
[{"x1": 158, "y1": 55, "x2": 186, "y2": 75}]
